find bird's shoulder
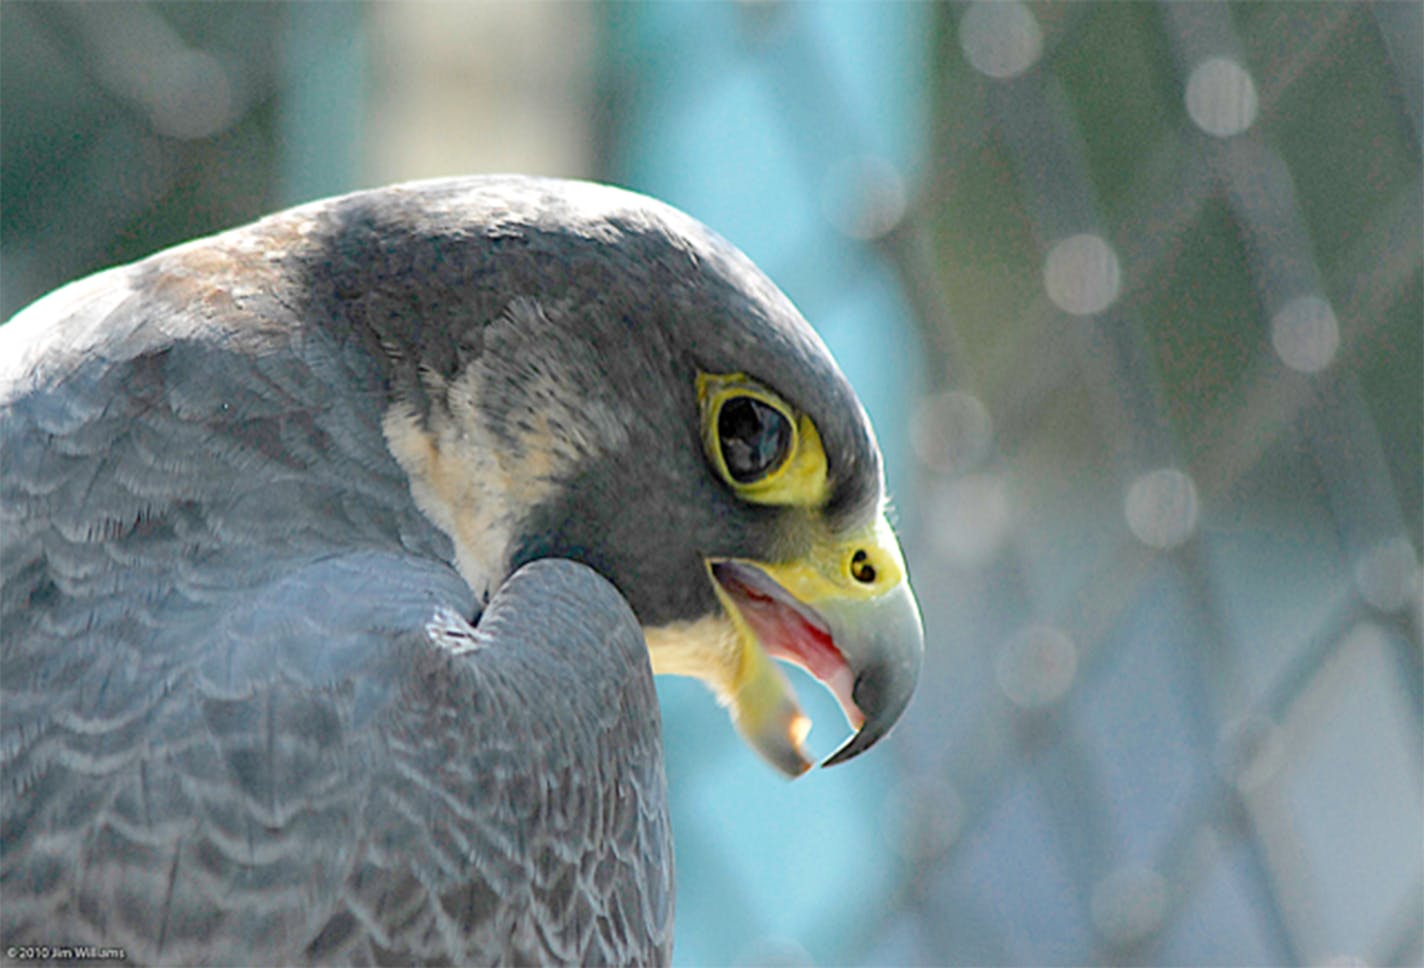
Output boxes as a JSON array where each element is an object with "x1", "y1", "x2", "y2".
[{"x1": 2, "y1": 551, "x2": 672, "y2": 965}]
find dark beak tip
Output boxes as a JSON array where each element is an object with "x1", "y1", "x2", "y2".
[
  {"x1": 820, "y1": 740, "x2": 864, "y2": 769},
  {"x1": 818, "y1": 656, "x2": 921, "y2": 769},
  {"x1": 820, "y1": 722, "x2": 885, "y2": 768}
]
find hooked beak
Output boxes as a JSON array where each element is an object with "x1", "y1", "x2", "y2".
[{"x1": 709, "y1": 513, "x2": 924, "y2": 776}]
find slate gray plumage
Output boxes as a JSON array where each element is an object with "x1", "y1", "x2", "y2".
[{"x1": 1, "y1": 176, "x2": 919, "y2": 964}]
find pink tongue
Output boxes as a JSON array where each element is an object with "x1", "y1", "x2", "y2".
[{"x1": 720, "y1": 573, "x2": 864, "y2": 729}]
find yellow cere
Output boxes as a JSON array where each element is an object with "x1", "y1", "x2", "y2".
[
  {"x1": 697, "y1": 372, "x2": 829, "y2": 506},
  {"x1": 753, "y1": 513, "x2": 908, "y2": 605}
]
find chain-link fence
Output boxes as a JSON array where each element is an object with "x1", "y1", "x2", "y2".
[
  {"x1": 602, "y1": 3, "x2": 1422, "y2": 964},
  {"x1": 3, "y1": 3, "x2": 1420, "y2": 965},
  {"x1": 868, "y1": 4, "x2": 1421, "y2": 964}
]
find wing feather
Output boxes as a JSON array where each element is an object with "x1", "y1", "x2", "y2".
[{"x1": 1, "y1": 254, "x2": 673, "y2": 965}]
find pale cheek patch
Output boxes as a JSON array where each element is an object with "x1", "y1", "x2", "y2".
[
  {"x1": 382, "y1": 395, "x2": 531, "y2": 603},
  {"x1": 382, "y1": 361, "x2": 592, "y2": 605},
  {"x1": 643, "y1": 615, "x2": 743, "y2": 705},
  {"x1": 382, "y1": 299, "x2": 632, "y2": 607}
]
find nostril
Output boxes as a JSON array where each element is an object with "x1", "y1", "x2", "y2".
[{"x1": 850, "y1": 549, "x2": 877, "y2": 584}]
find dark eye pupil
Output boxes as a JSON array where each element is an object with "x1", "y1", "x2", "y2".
[{"x1": 718, "y1": 397, "x2": 791, "y2": 483}]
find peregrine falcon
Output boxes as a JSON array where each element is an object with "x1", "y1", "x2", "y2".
[{"x1": 0, "y1": 176, "x2": 923, "y2": 964}]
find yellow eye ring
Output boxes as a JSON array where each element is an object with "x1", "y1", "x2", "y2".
[{"x1": 698, "y1": 372, "x2": 829, "y2": 506}]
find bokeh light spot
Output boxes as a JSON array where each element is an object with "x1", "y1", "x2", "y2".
[
  {"x1": 1044, "y1": 233, "x2": 1121, "y2": 316},
  {"x1": 147, "y1": 48, "x2": 238, "y2": 141},
  {"x1": 821, "y1": 156, "x2": 907, "y2": 240},
  {"x1": 1271, "y1": 294, "x2": 1340, "y2": 374},
  {"x1": 928, "y1": 474, "x2": 1012, "y2": 566},
  {"x1": 1354, "y1": 536, "x2": 1421, "y2": 613},
  {"x1": 996, "y1": 625, "x2": 1077, "y2": 709},
  {"x1": 1185, "y1": 56, "x2": 1258, "y2": 137},
  {"x1": 959, "y1": 1, "x2": 1043, "y2": 80},
  {"x1": 910, "y1": 390, "x2": 993, "y2": 475},
  {"x1": 1124, "y1": 468, "x2": 1199, "y2": 549}
]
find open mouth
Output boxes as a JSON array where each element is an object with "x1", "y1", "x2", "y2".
[
  {"x1": 710, "y1": 560, "x2": 864, "y2": 730},
  {"x1": 685, "y1": 516, "x2": 923, "y2": 776}
]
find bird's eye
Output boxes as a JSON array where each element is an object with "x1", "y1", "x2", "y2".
[
  {"x1": 718, "y1": 396, "x2": 792, "y2": 483},
  {"x1": 697, "y1": 372, "x2": 829, "y2": 506}
]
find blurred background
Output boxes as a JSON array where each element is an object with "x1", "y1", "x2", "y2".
[{"x1": 3, "y1": 2, "x2": 1420, "y2": 965}]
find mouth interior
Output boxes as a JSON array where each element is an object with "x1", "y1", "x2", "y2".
[{"x1": 711, "y1": 561, "x2": 864, "y2": 729}]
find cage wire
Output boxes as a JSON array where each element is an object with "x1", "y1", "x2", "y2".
[
  {"x1": 602, "y1": 2, "x2": 1422, "y2": 964},
  {"x1": 861, "y1": 4, "x2": 1422, "y2": 965},
  {"x1": 2, "y1": 2, "x2": 1421, "y2": 966}
]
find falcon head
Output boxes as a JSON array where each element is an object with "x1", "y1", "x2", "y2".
[{"x1": 319, "y1": 176, "x2": 923, "y2": 776}]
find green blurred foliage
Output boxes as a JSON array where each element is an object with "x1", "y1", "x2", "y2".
[{"x1": 1, "y1": 2, "x2": 285, "y2": 318}]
